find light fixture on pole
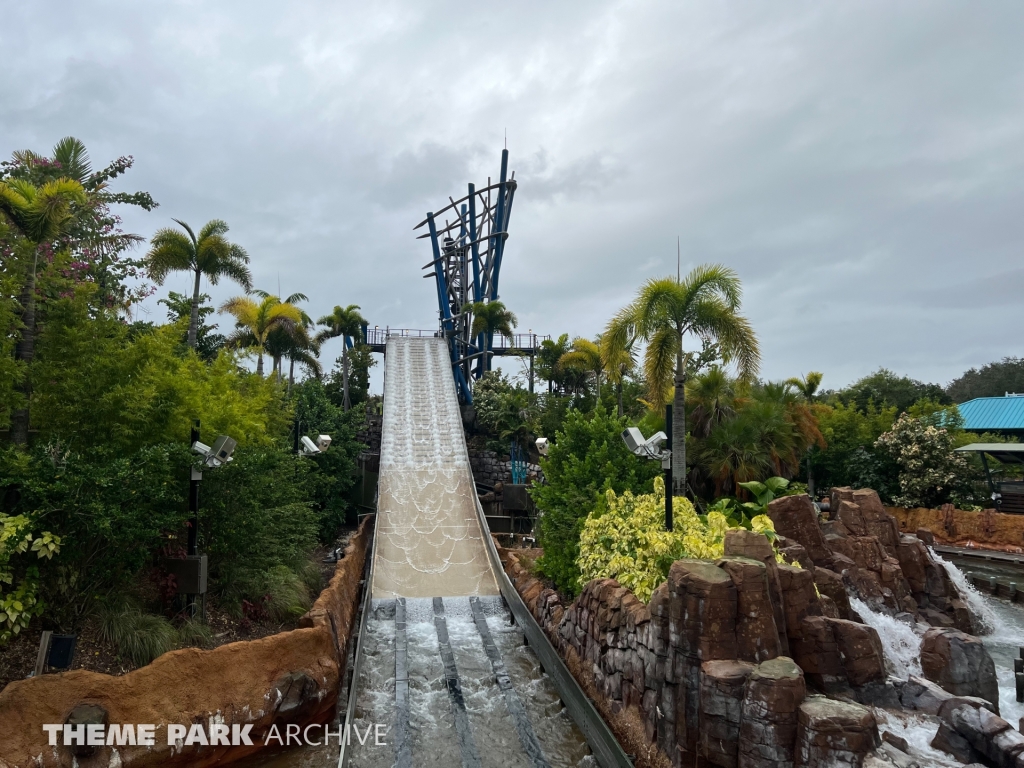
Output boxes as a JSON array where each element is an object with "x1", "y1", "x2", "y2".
[{"x1": 621, "y1": 424, "x2": 673, "y2": 531}]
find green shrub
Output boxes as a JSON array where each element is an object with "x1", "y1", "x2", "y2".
[
  {"x1": 530, "y1": 406, "x2": 660, "y2": 597},
  {"x1": 577, "y1": 476, "x2": 778, "y2": 602}
]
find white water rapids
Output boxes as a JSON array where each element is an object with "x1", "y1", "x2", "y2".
[
  {"x1": 848, "y1": 597, "x2": 923, "y2": 679},
  {"x1": 929, "y1": 546, "x2": 999, "y2": 634}
]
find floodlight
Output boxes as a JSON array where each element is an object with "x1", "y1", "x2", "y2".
[
  {"x1": 316, "y1": 434, "x2": 332, "y2": 452},
  {"x1": 535, "y1": 437, "x2": 550, "y2": 456},
  {"x1": 192, "y1": 435, "x2": 237, "y2": 468}
]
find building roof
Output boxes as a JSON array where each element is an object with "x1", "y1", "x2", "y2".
[
  {"x1": 958, "y1": 396, "x2": 1024, "y2": 432},
  {"x1": 955, "y1": 443, "x2": 1024, "y2": 464}
]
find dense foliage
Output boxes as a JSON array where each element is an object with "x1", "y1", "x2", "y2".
[
  {"x1": 576, "y1": 476, "x2": 777, "y2": 602},
  {"x1": 530, "y1": 407, "x2": 660, "y2": 596},
  {"x1": 947, "y1": 357, "x2": 1024, "y2": 403},
  {"x1": 0, "y1": 138, "x2": 367, "y2": 649}
]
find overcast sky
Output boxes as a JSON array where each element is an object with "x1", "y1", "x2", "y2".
[{"x1": 3, "y1": 1, "x2": 1023, "y2": 393}]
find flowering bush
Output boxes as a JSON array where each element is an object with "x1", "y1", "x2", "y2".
[
  {"x1": 576, "y1": 476, "x2": 777, "y2": 602},
  {"x1": 875, "y1": 413, "x2": 972, "y2": 508}
]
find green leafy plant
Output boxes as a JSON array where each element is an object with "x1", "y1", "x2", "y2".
[
  {"x1": 875, "y1": 413, "x2": 974, "y2": 508},
  {"x1": 577, "y1": 476, "x2": 778, "y2": 602},
  {"x1": 531, "y1": 406, "x2": 660, "y2": 596},
  {"x1": 0, "y1": 513, "x2": 61, "y2": 643}
]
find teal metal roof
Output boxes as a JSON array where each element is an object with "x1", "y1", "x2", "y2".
[{"x1": 959, "y1": 397, "x2": 1024, "y2": 431}]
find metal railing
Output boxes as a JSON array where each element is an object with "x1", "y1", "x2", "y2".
[{"x1": 363, "y1": 327, "x2": 549, "y2": 351}]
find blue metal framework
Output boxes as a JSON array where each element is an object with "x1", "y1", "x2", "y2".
[{"x1": 414, "y1": 150, "x2": 517, "y2": 403}]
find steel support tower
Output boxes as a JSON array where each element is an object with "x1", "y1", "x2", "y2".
[{"x1": 414, "y1": 149, "x2": 516, "y2": 404}]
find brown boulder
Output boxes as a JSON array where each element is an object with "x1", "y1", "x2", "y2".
[
  {"x1": 738, "y1": 657, "x2": 806, "y2": 768},
  {"x1": 836, "y1": 500, "x2": 867, "y2": 536},
  {"x1": 717, "y1": 557, "x2": 782, "y2": 663},
  {"x1": 829, "y1": 619, "x2": 886, "y2": 687},
  {"x1": 795, "y1": 696, "x2": 879, "y2": 767},
  {"x1": 921, "y1": 627, "x2": 1000, "y2": 713},
  {"x1": 700, "y1": 660, "x2": 755, "y2": 767},
  {"x1": 776, "y1": 564, "x2": 822, "y2": 641},
  {"x1": 895, "y1": 534, "x2": 930, "y2": 594},
  {"x1": 790, "y1": 616, "x2": 847, "y2": 692},
  {"x1": 814, "y1": 567, "x2": 852, "y2": 620},
  {"x1": 767, "y1": 495, "x2": 833, "y2": 568},
  {"x1": 853, "y1": 489, "x2": 901, "y2": 555}
]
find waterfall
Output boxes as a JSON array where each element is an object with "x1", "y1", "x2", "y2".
[
  {"x1": 929, "y1": 547, "x2": 1000, "y2": 635},
  {"x1": 849, "y1": 597, "x2": 922, "y2": 679}
]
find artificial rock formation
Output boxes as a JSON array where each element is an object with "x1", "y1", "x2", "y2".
[
  {"x1": 767, "y1": 489, "x2": 974, "y2": 633},
  {"x1": 500, "y1": 531, "x2": 886, "y2": 768},
  {"x1": 796, "y1": 696, "x2": 879, "y2": 768},
  {"x1": 920, "y1": 627, "x2": 1000, "y2": 713}
]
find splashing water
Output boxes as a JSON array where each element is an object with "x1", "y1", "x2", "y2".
[
  {"x1": 872, "y1": 709, "x2": 962, "y2": 767},
  {"x1": 848, "y1": 597, "x2": 922, "y2": 679},
  {"x1": 928, "y1": 547, "x2": 1000, "y2": 634}
]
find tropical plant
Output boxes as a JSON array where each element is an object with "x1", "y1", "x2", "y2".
[
  {"x1": 0, "y1": 175, "x2": 88, "y2": 445},
  {"x1": 220, "y1": 290, "x2": 305, "y2": 376},
  {"x1": 159, "y1": 291, "x2": 225, "y2": 361},
  {"x1": 576, "y1": 476, "x2": 778, "y2": 602},
  {"x1": 0, "y1": 513, "x2": 61, "y2": 644},
  {"x1": 530, "y1": 406, "x2": 660, "y2": 596},
  {"x1": 316, "y1": 304, "x2": 367, "y2": 410},
  {"x1": 146, "y1": 219, "x2": 253, "y2": 350},
  {"x1": 835, "y1": 368, "x2": 950, "y2": 414},
  {"x1": 606, "y1": 266, "x2": 760, "y2": 497},
  {"x1": 559, "y1": 337, "x2": 605, "y2": 400},
  {"x1": 470, "y1": 300, "x2": 517, "y2": 373},
  {"x1": 536, "y1": 334, "x2": 571, "y2": 394},
  {"x1": 786, "y1": 372, "x2": 824, "y2": 494},
  {"x1": 601, "y1": 330, "x2": 637, "y2": 417}
]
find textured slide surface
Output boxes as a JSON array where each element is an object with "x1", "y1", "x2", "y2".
[{"x1": 371, "y1": 337, "x2": 498, "y2": 599}]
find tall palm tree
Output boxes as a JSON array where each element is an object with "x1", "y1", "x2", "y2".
[
  {"x1": 559, "y1": 337, "x2": 605, "y2": 402},
  {"x1": 146, "y1": 219, "x2": 253, "y2": 350},
  {"x1": 220, "y1": 291, "x2": 304, "y2": 376},
  {"x1": 785, "y1": 371, "x2": 825, "y2": 495},
  {"x1": 262, "y1": 293, "x2": 314, "y2": 383},
  {"x1": 316, "y1": 304, "x2": 367, "y2": 410},
  {"x1": 606, "y1": 266, "x2": 760, "y2": 496},
  {"x1": 0, "y1": 176, "x2": 88, "y2": 445},
  {"x1": 601, "y1": 330, "x2": 637, "y2": 417},
  {"x1": 469, "y1": 300, "x2": 517, "y2": 373}
]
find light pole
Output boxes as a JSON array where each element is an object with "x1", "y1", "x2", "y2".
[{"x1": 621, "y1": 425, "x2": 673, "y2": 532}]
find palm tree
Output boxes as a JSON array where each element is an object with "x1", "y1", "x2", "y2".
[
  {"x1": 559, "y1": 338, "x2": 605, "y2": 403},
  {"x1": 537, "y1": 334, "x2": 571, "y2": 394},
  {"x1": 316, "y1": 304, "x2": 367, "y2": 410},
  {"x1": 601, "y1": 331, "x2": 637, "y2": 417},
  {"x1": 606, "y1": 266, "x2": 760, "y2": 496},
  {"x1": 263, "y1": 295, "x2": 318, "y2": 386},
  {"x1": 0, "y1": 176, "x2": 88, "y2": 445},
  {"x1": 686, "y1": 367, "x2": 737, "y2": 439},
  {"x1": 146, "y1": 219, "x2": 253, "y2": 350},
  {"x1": 469, "y1": 300, "x2": 517, "y2": 373},
  {"x1": 220, "y1": 291, "x2": 304, "y2": 376},
  {"x1": 786, "y1": 372, "x2": 825, "y2": 495}
]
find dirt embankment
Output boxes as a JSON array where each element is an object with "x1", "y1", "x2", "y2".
[
  {"x1": 0, "y1": 517, "x2": 372, "y2": 768},
  {"x1": 888, "y1": 506, "x2": 1024, "y2": 552}
]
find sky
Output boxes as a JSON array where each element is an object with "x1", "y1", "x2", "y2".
[{"x1": 3, "y1": 1, "x2": 1023, "y2": 394}]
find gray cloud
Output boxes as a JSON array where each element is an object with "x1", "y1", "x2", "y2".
[{"x1": 3, "y1": 0, "x2": 1023, "y2": 391}]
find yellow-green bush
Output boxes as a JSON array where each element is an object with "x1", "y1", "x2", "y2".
[{"x1": 576, "y1": 476, "x2": 778, "y2": 602}]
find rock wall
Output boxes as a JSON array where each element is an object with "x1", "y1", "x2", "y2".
[
  {"x1": 498, "y1": 529, "x2": 883, "y2": 768},
  {"x1": 468, "y1": 449, "x2": 543, "y2": 487},
  {"x1": 0, "y1": 517, "x2": 373, "y2": 768},
  {"x1": 771, "y1": 489, "x2": 976, "y2": 633},
  {"x1": 888, "y1": 504, "x2": 1024, "y2": 552}
]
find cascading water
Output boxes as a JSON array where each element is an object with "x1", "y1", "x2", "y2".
[
  {"x1": 871, "y1": 709, "x2": 963, "y2": 767},
  {"x1": 929, "y1": 547, "x2": 999, "y2": 634},
  {"x1": 848, "y1": 597, "x2": 922, "y2": 679}
]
